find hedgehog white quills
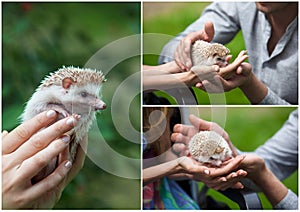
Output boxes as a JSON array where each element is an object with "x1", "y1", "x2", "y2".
[
  {"x1": 21, "y1": 66, "x2": 106, "y2": 183},
  {"x1": 188, "y1": 131, "x2": 232, "y2": 166},
  {"x1": 191, "y1": 40, "x2": 230, "y2": 68}
]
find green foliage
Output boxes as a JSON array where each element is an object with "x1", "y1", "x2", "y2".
[{"x1": 3, "y1": 2, "x2": 140, "y2": 209}]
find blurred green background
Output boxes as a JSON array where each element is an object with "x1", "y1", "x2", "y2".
[
  {"x1": 143, "y1": 2, "x2": 249, "y2": 104},
  {"x1": 184, "y1": 107, "x2": 298, "y2": 209},
  {"x1": 2, "y1": 2, "x2": 141, "y2": 209}
]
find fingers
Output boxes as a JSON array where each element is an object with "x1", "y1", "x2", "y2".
[
  {"x1": 219, "y1": 50, "x2": 248, "y2": 79},
  {"x1": 2, "y1": 130, "x2": 9, "y2": 138},
  {"x1": 25, "y1": 160, "x2": 72, "y2": 203},
  {"x1": 189, "y1": 114, "x2": 213, "y2": 132},
  {"x1": 212, "y1": 169, "x2": 247, "y2": 191},
  {"x1": 172, "y1": 143, "x2": 188, "y2": 156},
  {"x1": 175, "y1": 38, "x2": 192, "y2": 71},
  {"x1": 173, "y1": 123, "x2": 190, "y2": 135},
  {"x1": 12, "y1": 116, "x2": 78, "y2": 163},
  {"x1": 17, "y1": 135, "x2": 71, "y2": 181},
  {"x1": 175, "y1": 30, "x2": 213, "y2": 71},
  {"x1": 209, "y1": 155, "x2": 245, "y2": 177},
  {"x1": 2, "y1": 110, "x2": 58, "y2": 154}
]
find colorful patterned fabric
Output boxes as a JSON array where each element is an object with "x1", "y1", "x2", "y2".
[{"x1": 143, "y1": 177, "x2": 200, "y2": 209}]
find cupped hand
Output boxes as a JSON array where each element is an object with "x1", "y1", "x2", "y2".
[
  {"x1": 2, "y1": 110, "x2": 86, "y2": 209},
  {"x1": 174, "y1": 22, "x2": 215, "y2": 71},
  {"x1": 175, "y1": 155, "x2": 247, "y2": 191}
]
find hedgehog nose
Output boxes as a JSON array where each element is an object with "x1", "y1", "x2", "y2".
[
  {"x1": 95, "y1": 100, "x2": 106, "y2": 110},
  {"x1": 101, "y1": 103, "x2": 106, "y2": 110}
]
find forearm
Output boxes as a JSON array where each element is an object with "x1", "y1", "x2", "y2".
[
  {"x1": 143, "y1": 158, "x2": 182, "y2": 186},
  {"x1": 253, "y1": 167, "x2": 288, "y2": 207},
  {"x1": 239, "y1": 73, "x2": 268, "y2": 104},
  {"x1": 143, "y1": 71, "x2": 198, "y2": 91},
  {"x1": 143, "y1": 61, "x2": 181, "y2": 74}
]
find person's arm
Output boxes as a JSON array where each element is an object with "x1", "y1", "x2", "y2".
[
  {"x1": 143, "y1": 61, "x2": 218, "y2": 92},
  {"x1": 258, "y1": 88, "x2": 292, "y2": 105},
  {"x1": 159, "y1": 2, "x2": 241, "y2": 66},
  {"x1": 2, "y1": 110, "x2": 86, "y2": 209},
  {"x1": 143, "y1": 155, "x2": 247, "y2": 191},
  {"x1": 240, "y1": 154, "x2": 298, "y2": 209}
]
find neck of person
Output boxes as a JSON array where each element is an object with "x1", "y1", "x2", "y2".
[{"x1": 266, "y1": 3, "x2": 298, "y2": 55}]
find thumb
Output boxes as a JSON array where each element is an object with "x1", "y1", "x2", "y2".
[
  {"x1": 204, "y1": 21, "x2": 215, "y2": 42},
  {"x1": 189, "y1": 114, "x2": 211, "y2": 131},
  {"x1": 189, "y1": 114, "x2": 202, "y2": 130}
]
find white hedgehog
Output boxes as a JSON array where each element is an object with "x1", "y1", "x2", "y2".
[
  {"x1": 191, "y1": 40, "x2": 230, "y2": 68},
  {"x1": 188, "y1": 131, "x2": 232, "y2": 166},
  {"x1": 21, "y1": 66, "x2": 106, "y2": 183}
]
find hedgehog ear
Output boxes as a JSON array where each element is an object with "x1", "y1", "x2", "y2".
[{"x1": 62, "y1": 77, "x2": 74, "y2": 89}]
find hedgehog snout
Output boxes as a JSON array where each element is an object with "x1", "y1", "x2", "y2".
[{"x1": 93, "y1": 99, "x2": 106, "y2": 110}]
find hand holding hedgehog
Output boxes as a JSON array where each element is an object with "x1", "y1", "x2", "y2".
[
  {"x1": 191, "y1": 40, "x2": 249, "y2": 80},
  {"x1": 2, "y1": 110, "x2": 86, "y2": 209},
  {"x1": 21, "y1": 66, "x2": 106, "y2": 183}
]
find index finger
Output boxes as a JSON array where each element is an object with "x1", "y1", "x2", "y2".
[
  {"x1": 2, "y1": 110, "x2": 58, "y2": 154},
  {"x1": 13, "y1": 116, "x2": 78, "y2": 163}
]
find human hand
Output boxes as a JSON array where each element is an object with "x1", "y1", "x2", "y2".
[
  {"x1": 190, "y1": 65, "x2": 219, "y2": 88},
  {"x1": 238, "y1": 153, "x2": 266, "y2": 181},
  {"x1": 174, "y1": 22, "x2": 215, "y2": 71},
  {"x1": 174, "y1": 156, "x2": 247, "y2": 191},
  {"x1": 215, "y1": 62, "x2": 252, "y2": 93},
  {"x1": 2, "y1": 110, "x2": 86, "y2": 209},
  {"x1": 218, "y1": 50, "x2": 249, "y2": 80},
  {"x1": 171, "y1": 114, "x2": 236, "y2": 157},
  {"x1": 195, "y1": 50, "x2": 250, "y2": 93}
]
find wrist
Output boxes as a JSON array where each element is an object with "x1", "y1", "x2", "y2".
[{"x1": 239, "y1": 73, "x2": 267, "y2": 104}]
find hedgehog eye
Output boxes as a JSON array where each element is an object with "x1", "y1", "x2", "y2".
[
  {"x1": 209, "y1": 156, "x2": 216, "y2": 160},
  {"x1": 80, "y1": 91, "x2": 88, "y2": 97}
]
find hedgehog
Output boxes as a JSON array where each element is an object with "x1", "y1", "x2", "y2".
[
  {"x1": 191, "y1": 40, "x2": 230, "y2": 68},
  {"x1": 21, "y1": 66, "x2": 106, "y2": 183},
  {"x1": 188, "y1": 131, "x2": 232, "y2": 166}
]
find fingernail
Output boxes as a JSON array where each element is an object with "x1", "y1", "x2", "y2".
[
  {"x1": 46, "y1": 110, "x2": 56, "y2": 118},
  {"x1": 66, "y1": 117, "x2": 76, "y2": 126},
  {"x1": 221, "y1": 177, "x2": 227, "y2": 182},
  {"x1": 204, "y1": 169, "x2": 210, "y2": 175},
  {"x1": 64, "y1": 161, "x2": 72, "y2": 168},
  {"x1": 61, "y1": 135, "x2": 70, "y2": 143}
]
